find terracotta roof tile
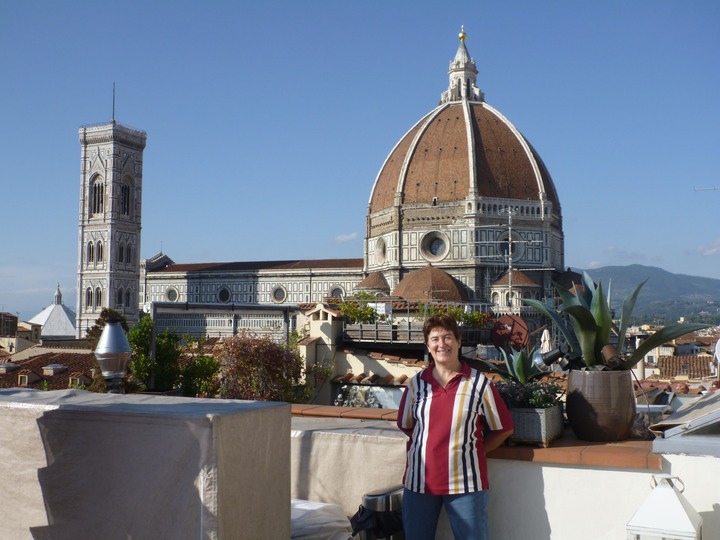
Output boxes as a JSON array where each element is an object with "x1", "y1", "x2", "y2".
[
  {"x1": 657, "y1": 355, "x2": 714, "y2": 379},
  {"x1": 0, "y1": 352, "x2": 98, "y2": 390}
]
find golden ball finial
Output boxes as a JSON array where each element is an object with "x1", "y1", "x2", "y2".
[{"x1": 459, "y1": 25, "x2": 466, "y2": 42}]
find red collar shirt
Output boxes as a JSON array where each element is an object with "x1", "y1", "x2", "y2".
[{"x1": 397, "y1": 363, "x2": 513, "y2": 495}]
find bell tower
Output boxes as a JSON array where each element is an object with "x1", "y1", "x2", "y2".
[{"x1": 76, "y1": 121, "x2": 147, "y2": 337}]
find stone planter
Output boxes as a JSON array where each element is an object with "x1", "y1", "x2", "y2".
[{"x1": 508, "y1": 404, "x2": 564, "y2": 448}]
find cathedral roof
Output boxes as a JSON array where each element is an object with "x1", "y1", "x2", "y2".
[
  {"x1": 150, "y1": 258, "x2": 364, "y2": 273},
  {"x1": 368, "y1": 29, "x2": 560, "y2": 214},
  {"x1": 392, "y1": 264, "x2": 468, "y2": 302}
]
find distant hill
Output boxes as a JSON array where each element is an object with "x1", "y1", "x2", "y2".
[{"x1": 570, "y1": 264, "x2": 720, "y2": 324}]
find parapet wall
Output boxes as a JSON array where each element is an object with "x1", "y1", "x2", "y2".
[{"x1": 0, "y1": 389, "x2": 290, "y2": 540}]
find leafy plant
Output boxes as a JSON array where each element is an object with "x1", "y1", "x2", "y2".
[
  {"x1": 214, "y1": 332, "x2": 305, "y2": 402},
  {"x1": 128, "y1": 315, "x2": 181, "y2": 390},
  {"x1": 179, "y1": 337, "x2": 220, "y2": 398},
  {"x1": 478, "y1": 347, "x2": 562, "y2": 409},
  {"x1": 496, "y1": 380, "x2": 562, "y2": 409},
  {"x1": 338, "y1": 292, "x2": 378, "y2": 324},
  {"x1": 421, "y1": 303, "x2": 493, "y2": 327},
  {"x1": 523, "y1": 272, "x2": 710, "y2": 370}
]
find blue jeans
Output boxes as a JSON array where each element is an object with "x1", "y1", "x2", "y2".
[{"x1": 402, "y1": 488, "x2": 489, "y2": 539}]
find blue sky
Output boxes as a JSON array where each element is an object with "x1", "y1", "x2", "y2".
[{"x1": 1, "y1": 1, "x2": 718, "y2": 320}]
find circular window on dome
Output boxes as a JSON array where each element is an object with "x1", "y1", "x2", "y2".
[
  {"x1": 375, "y1": 237, "x2": 387, "y2": 265},
  {"x1": 272, "y1": 286, "x2": 287, "y2": 303},
  {"x1": 217, "y1": 286, "x2": 232, "y2": 303},
  {"x1": 166, "y1": 287, "x2": 179, "y2": 302},
  {"x1": 496, "y1": 231, "x2": 526, "y2": 262},
  {"x1": 420, "y1": 231, "x2": 450, "y2": 262}
]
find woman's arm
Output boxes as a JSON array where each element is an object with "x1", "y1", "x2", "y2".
[{"x1": 483, "y1": 427, "x2": 513, "y2": 453}]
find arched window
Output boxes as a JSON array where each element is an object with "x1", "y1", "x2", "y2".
[
  {"x1": 96, "y1": 241, "x2": 103, "y2": 262},
  {"x1": 95, "y1": 287, "x2": 102, "y2": 308},
  {"x1": 126, "y1": 245, "x2": 132, "y2": 264},
  {"x1": 90, "y1": 177, "x2": 104, "y2": 215},
  {"x1": 87, "y1": 242, "x2": 94, "y2": 263},
  {"x1": 125, "y1": 289, "x2": 131, "y2": 307},
  {"x1": 118, "y1": 243, "x2": 125, "y2": 264},
  {"x1": 117, "y1": 288, "x2": 124, "y2": 308},
  {"x1": 85, "y1": 288, "x2": 92, "y2": 309},
  {"x1": 120, "y1": 178, "x2": 132, "y2": 216}
]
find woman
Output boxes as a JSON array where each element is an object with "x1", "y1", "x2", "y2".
[{"x1": 397, "y1": 313, "x2": 513, "y2": 539}]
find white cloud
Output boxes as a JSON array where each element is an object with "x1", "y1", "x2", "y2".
[
  {"x1": 334, "y1": 232, "x2": 358, "y2": 243},
  {"x1": 696, "y1": 239, "x2": 720, "y2": 257}
]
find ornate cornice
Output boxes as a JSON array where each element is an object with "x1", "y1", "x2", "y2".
[{"x1": 78, "y1": 122, "x2": 147, "y2": 149}]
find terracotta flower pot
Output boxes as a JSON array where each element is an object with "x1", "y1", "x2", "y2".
[{"x1": 566, "y1": 370, "x2": 636, "y2": 442}]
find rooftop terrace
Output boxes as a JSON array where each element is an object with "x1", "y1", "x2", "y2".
[{"x1": 1, "y1": 390, "x2": 718, "y2": 539}]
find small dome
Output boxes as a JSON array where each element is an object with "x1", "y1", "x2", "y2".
[
  {"x1": 492, "y1": 270, "x2": 540, "y2": 287},
  {"x1": 355, "y1": 271, "x2": 390, "y2": 294},
  {"x1": 392, "y1": 264, "x2": 468, "y2": 302}
]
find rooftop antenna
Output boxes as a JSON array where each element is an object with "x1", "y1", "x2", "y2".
[{"x1": 112, "y1": 82, "x2": 116, "y2": 123}]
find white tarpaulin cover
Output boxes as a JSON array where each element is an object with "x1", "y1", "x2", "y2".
[
  {"x1": 290, "y1": 417, "x2": 407, "y2": 517},
  {"x1": 0, "y1": 388, "x2": 290, "y2": 540},
  {"x1": 291, "y1": 499, "x2": 351, "y2": 540}
]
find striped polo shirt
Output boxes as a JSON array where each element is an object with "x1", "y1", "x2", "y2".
[{"x1": 397, "y1": 362, "x2": 513, "y2": 495}]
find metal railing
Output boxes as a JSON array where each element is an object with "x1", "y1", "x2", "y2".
[{"x1": 343, "y1": 322, "x2": 492, "y2": 345}]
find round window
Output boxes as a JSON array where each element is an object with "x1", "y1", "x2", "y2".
[
  {"x1": 420, "y1": 231, "x2": 450, "y2": 262},
  {"x1": 375, "y1": 237, "x2": 386, "y2": 265},
  {"x1": 166, "y1": 288, "x2": 179, "y2": 302},
  {"x1": 330, "y1": 287, "x2": 344, "y2": 298},
  {"x1": 217, "y1": 286, "x2": 232, "y2": 303},
  {"x1": 496, "y1": 232, "x2": 526, "y2": 261},
  {"x1": 272, "y1": 286, "x2": 287, "y2": 303}
]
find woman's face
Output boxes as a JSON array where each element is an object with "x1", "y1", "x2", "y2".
[{"x1": 426, "y1": 326, "x2": 461, "y2": 367}]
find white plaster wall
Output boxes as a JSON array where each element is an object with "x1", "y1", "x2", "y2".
[
  {"x1": 290, "y1": 416, "x2": 720, "y2": 540},
  {"x1": 333, "y1": 351, "x2": 421, "y2": 380},
  {"x1": 664, "y1": 454, "x2": 720, "y2": 538},
  {"x1": 488, "y1": 460, "x2": 654, "y2": 540}
]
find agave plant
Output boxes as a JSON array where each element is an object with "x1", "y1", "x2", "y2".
[
  {"x1": 479, "y1": 346, "x2": 545, "y2": 384},
  {"x1": 523, "y1": 272, "x2": 710, "y2": 371}
]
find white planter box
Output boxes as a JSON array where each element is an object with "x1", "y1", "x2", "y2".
[{"x1": 508, "y1": 404, "x2": 564, "y2": 447}]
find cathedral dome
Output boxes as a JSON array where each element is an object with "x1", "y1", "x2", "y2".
[
  {"x1": 363, "y1": 28, "x2": 564, "y2": 307},
  {"x1": 392, "y1": 264, "x2": 468, "y2": 303},
  {"x1": 369, "y1": 32, "x2": 560, "y2": 214}
]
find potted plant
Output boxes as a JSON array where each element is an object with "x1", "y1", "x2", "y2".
[
  {"x1": 523, "y1": 272, "x2": 710, "y2": 441},
  {"x1": 480, "y1": 347, "x2": 564, "y2": 447}
]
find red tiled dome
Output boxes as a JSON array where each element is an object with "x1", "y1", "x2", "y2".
[
  {"x1": 370, "y1": 102, "x2": 559, "y2": 214},
  {"x1": 392, "y1": 264, "x2": 468, "y2": 302}
]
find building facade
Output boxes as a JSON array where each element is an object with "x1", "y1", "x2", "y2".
[
  {"x1": 77, "y1": 30, "x2": 564, "y2": 336},
  {"x1": 76, "y1": 122, "x2": 147, "y2": 337}
]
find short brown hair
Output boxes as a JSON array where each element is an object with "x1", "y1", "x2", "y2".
[{"x1": 422, "y1": 313, "x2": 461, "y2": 343}]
